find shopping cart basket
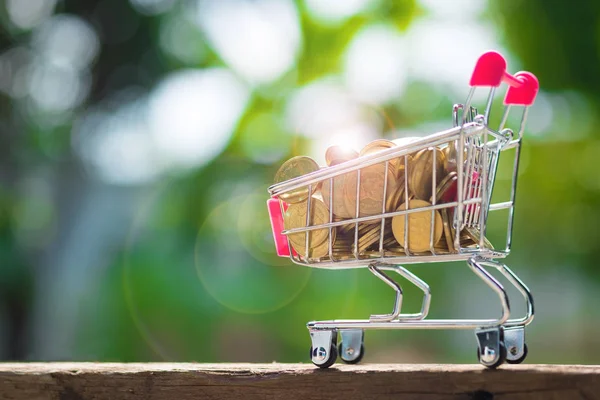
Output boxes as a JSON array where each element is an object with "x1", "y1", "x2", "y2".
[{"x1": 267, "y1": 51, "x2": 539, "y2": 368}]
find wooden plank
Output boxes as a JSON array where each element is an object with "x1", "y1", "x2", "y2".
[{"x1": 0, "y1": 363, "x2": 599, "y2": 400}]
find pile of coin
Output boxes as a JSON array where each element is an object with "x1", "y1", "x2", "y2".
[{"x1": 274, "y1": 138, "x2": 490, "y2": 261}]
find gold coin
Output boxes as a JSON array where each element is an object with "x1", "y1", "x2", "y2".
[
  {"x1": 391, "y1": 137, "x2": 420, "y2": 175},
  {"x1": 432, "y1": 172, "x2": 458, "y2": 204},
  {"x1": 430, "y1": 171, "x2": 458, "y2": 253},
  {"x1": 332, "y1": 250, "x2": 353, "y2": 259},
  {"x1": 321, "y1": 173, "x2": 353, "y2": 218},
  {"x1": 392, "y1": 138, "x2": 420, "y2": 177},
  {"x1": 464, "y1": 227, "x2": 494, "y2": 249},
  {"x1": 409, "y1": 148, "x2": 446, "y2": 201},
  {"x1": 333, "y1": 242, "x2": 352, "y2": 251},
  {"x1": 332, "y1": 233, "x2": 354, "y2": 258},
  {"x1": 359, "y1": 139, "x2": 402, "y2": 170},
  {"x1": 358, "y1": 222, "x2": 377, "y2": 234},
  {"x1": 360, "y1": 250, "x2": 384, "y2": 258},
  {"x1": 459, "y1": 230, "x2": 478, "y2": 248},
  {"x1": 359, "y1": 139, "x2": 396, "y2": 157},
  {"x1": 338, "y1": 223, "x2": 356, "y2": 236},
  {"x1": 331, "y1": 253, "x2": 354, "y2": 261},
  {"x1": 441, "y1": 208, "x2": 456, "y2": 253},
  {"x1": 363, "y1": 230, "x2": 392, "y2": 253},
  {"x1": 386, "y1": 183, "x2": 405, "y2": 214},
  {"x1": 283, "y1": 197, "x2": 330, "y2": 252},
  {"x1": 443, "y1": 142, "x2": 457, "y2": 174},
  {"x1": 413, "y1": 246, "x2": 451, "y2": 256},
  {"x1": 343, "y1": 163, "x2": 398, "y2": 218},
  {"x1": 274, "y1": 156, "x2": 320, "y2": 203},
  {"x1": 358, "y1": 228, "x2": 381, "y2": 251},
  {"x1": 434, "y1": 247, "x2": 451, "y2": 254},
  {"x1": 395, "y1": 153, "x2": 415, "y2": 182},
  {"x1": 325, "y1": 145, "x2": 358, "y2": 166},
  {"x1": 303, "y1": 228, "x2": 337, "y2": 259},
  {"x1": 389, "y1": 186, "x2": 413, "y2": 215},
  {"x1": 436, "y1": 172, "x2": 457, "y2": 253},
  {"x1": 384, "y1": 247, "x2": 405, "y2": 256},
  {"x1": 383, "y1": 235, "x2": 397, "y2": 247},
  {"x1": 335, "y1": 243, "x2": 353, "y2": 250},
  {"x1": 391, "y1": 199, "x2": 443, "y2": 252},
  {"x1": 442, "y1": 143, "x2": 467, "y2": 175},
  {"x1": 355, "y1": 224, "x2": 392, "y2": 253},
  {"x1": 353, "y1": 225, "x2": 375, "y2": 243}
]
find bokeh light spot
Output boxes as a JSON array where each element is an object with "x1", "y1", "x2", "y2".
[
  {"x1": 32, "y1": 14, "x2": 100, "y2": 70},
  {"x1": 237, "y1": 189, "x2": 294, "y2": 267},
  {"x1": 6, "y1": 0, "x2": 57, "y2": 30},
  {"x1": 72, "y1": 94, "x2": 161, "y2": 185},
  {"x1": 343, "y1": 24, "x2": 407, "y2": 104},
  {"x1": 304, "y1": 0, "x2": 374, "y2": 25},
  {"x1": 286, "y1": 79, "x2": 370, "y2": 139},
  {"x1": 406, "y1": 18, "x2": 498, "y2": 94},
  {"x1": 196, "y1": 196, "x2": 312, "y2": 314},
  {"x1": 28, "y1": 62, "x2": 89, "y2": 113},
  {"x1": 148, "y1": 68, "x2": 250, "y2": 170},
  {"x1": 195, "y1": 0, "x2": 301, "y2": 84},
  {"x1": 285, "y1": 79, "x2": 382, "y2": 163}
]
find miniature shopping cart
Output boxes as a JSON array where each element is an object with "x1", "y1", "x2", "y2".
[{"x1": 267, "y1": 51, "x2": 539, "y2": 368}]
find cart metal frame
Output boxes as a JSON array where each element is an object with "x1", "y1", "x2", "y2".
[{"x1": 267, "y1": 51, "x2": 539, "y2": 368}]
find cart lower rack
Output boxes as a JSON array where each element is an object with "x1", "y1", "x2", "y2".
[{"x1": 267, "y1": 51, "x2": 539, "y2": 368}]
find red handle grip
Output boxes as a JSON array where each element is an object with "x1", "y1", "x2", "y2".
[
  {"x1": 469, "y1": 51, "x2": 539, "y2": 106},
  {"x1": 502, "y1": 70, "x2": 523, "y2": 88},
  {"x1": 504, "y1": 71, "x2": 539, "y2": 106},
  {"x1": 267, "y1": 197, "x2": 292, "y2": 257}
]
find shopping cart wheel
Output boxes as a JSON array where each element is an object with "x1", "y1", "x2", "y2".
[
  {"x1": 506, "y1": 343, "x2": 528, "y2": 364},
  {"x1": 475, "y1": 328, "x2": 506, "y2": 369},
  {"x1": 476, "y1": 342, "x2": 506, "y2": 369},
  {"x1": 310, "y1": 345, "x2": 337, "y2": 368},
  {"x1": 309, "y1": 329, "x2": 337, "y2": 368},
  {"x1": 504, "y1": 326, "x2": 527, "y2": 364},
  {"x1": 338, "y1": 343, "x2": 364, "y2": 364},
  {"x1": 338, "y1": 329, "x2": 364, "y2": 364}
]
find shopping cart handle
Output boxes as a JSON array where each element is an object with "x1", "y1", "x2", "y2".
[
  {"x1": 470, "y1": 51, "x2": 507, "y2": 87},
  {"x1": 267, "y1": 197, "x2": 291, "y2": 257},
  {"x1": 504, "y1": 71, "x2": 539, "y2": 106},
  {"x1": 470, "y1": 51, "x2": 539, "y2": 106}
]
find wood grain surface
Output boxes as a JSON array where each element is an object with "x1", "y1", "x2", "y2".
[{"x1": 1, "y1": 363, "x2": 599, "y2": 400}]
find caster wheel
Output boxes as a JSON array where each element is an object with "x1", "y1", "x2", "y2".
[
  {"x1": 338, "y1": 343, "x2": 364, "y2": 364},
  {"x1": 477, "y1": 341, "x2": 507, "y2": 369},
  {"x1": 507, "y1": 343, "x2": 528, "y2": 364},
  {"x1": 310, "y1": 344, "x2": 337, "y2": 369}
]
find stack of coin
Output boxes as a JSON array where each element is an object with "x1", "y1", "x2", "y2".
[
  {"x1": 274, "y1": 139, "x2": 492, "y2": 261},
  {"x1": 282, "y1": 197, "x2": 336, "y2": 259},
  {"x1": 343, "y1": 163, "x2": 398, "y2": 219}
]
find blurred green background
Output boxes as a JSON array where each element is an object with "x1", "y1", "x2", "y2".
[{"x1": 0, "y1": 0, "x2": 599, "y2": 364}]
